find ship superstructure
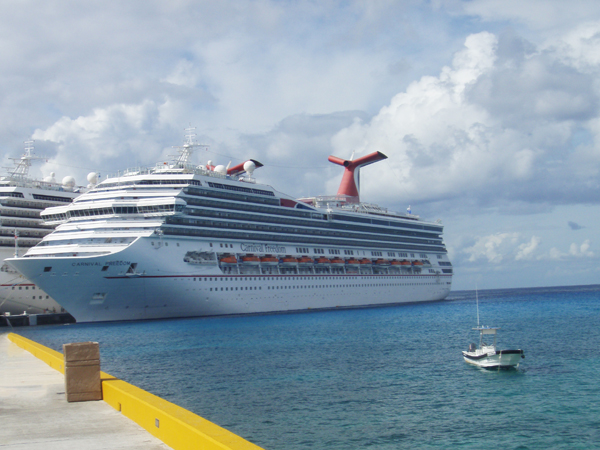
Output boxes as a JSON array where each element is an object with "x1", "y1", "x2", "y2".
[
  {"x1": 7, "y1": 130, "x2": 453, "y2": 322},
  {"x1": 0, "y1": 141, "x2": 85, "y2": 315}
]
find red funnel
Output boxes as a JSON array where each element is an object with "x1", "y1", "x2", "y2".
[{"x1": 328, "y1": 151, "x2": 387, "y2": 202}]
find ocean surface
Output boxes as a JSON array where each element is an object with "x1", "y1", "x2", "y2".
[{"x1": 12, "y1": 285, "x2": 600, "y2": 449}]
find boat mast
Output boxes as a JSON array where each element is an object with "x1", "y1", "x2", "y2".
[
  {"x1": 476, "y1": 285, "x2": 482, "y2": 348},
  {"x1": 476, "y1": 285, "x2": 480, "y2": 327}
]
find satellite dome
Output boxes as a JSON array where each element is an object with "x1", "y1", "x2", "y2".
[
  {"x1": 87, "y1": 172, "x2": 99, "y2": 185},
  {"x1": 62, "y1": 175, "x2": 76, "y2": 188},
  {"x1": 43, "y1": 172, "x2": 56, "y2": 183},
  {"x1": 243, "y1": 160, "x2": 256, "y2": 176},
  {"x1": 214, "y1": 165, "x2": 227, "y2": 175}
]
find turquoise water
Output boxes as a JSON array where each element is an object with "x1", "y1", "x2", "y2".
[{"x1": 15, "y1": 285, "x2": 600, "y2": 449}]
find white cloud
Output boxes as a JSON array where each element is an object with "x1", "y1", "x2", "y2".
[
  {"x1": 459, "y1": 233, "x2": 593, "y2": 265},
  {"x1": 31, "y1": 100, "x2": 180, "y2": 180},
  {"x1": 462, "y1": 232, "x2": 520, "y2": 263},
  {"x1": 548, "y1": 21, "x2": 600, "y2": 71},
  {"x1": 539, "y1": 240, "x2": 594, "y2": 260},
  {"x1": 329, "y1": 26, "x2": 600, "y2": 211},
  {"x1": 569, "y1": 239, "x2": 594, "y2": 257},
  {"x1": 331, "y1": 32, "x2": 500, "y2": 203},
  {"x1": 447, "y1": 0, "x2": 600, "y2": 34},
  {"x1": 515, "y1": 236, "x2": 541, "y2": 261},
  {"x1": 3, "y1": 1, "x2": 600, "y2": 291},
  {"x1": 0, "y1": 1, "x2": 461, "y2": 172},
  {"x1": 161, "y1": 60, "x2": 201, "y2": 89}
]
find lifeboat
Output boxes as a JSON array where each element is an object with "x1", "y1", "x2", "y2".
[
  {"x1": 346, "y1": 258, "x2": 360, "y2": 266},
  {"x1": 330, "y1": 257, "x2": 345, "y2": 266},
  {"x1": 390, "y1": 259, "x2": 402, "y2": 266},
  {"x1": 375, "y1": 259, "x2": 390, "y2": 266},
  {"x1": 399, "y1": 259, "x2": 412, "y2": 267},
  {"x1": 315, "y1": 257, "x2": 331, "y2": 265},
  {"x1": 297, "y1": 256, "x2": 314, "y2": 265},
  {"x1": 241, "y1": 254, "x2": 260, "y2": 265},
  {"x1": 219, "y1": 255, "x2": 238, "y2": 265},
  {"x1": 359, "y1": 258, "x2": 372, "y2": 265},
  {"x1": 412, "y1": 260, "x2": 424, "y2": 268},
  {"x1": 280, "y1": 256, "x2": 298, "y2": 265},
  {"x1": 260, "y1": 255, "x2": 279, "y2": 265}
]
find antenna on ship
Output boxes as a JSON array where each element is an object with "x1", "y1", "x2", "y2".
[
  {"x1": 4, "y1": 140, "x2": 46, "y2": 182},
  {"x1": 13, "y1": 229, "x2": 19, "y2": 258},
  {"x1": 169, "y1": 126, "x2": 208, "y2": 170}
]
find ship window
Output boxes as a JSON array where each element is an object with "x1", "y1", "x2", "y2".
[{"x1": 44, "y1": 267, "x2": 52, "y2": 272}]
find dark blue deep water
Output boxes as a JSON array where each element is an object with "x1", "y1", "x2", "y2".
[{"x1": 14, "y1": 285, "x2": 600, "y2": 449}]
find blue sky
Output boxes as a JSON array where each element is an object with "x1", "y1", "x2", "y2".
[{"x1": 2, "y1": 0, "x2": 600, "y2": 290}]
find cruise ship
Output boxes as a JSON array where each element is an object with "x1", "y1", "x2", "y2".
[
  {"x1": 0, "y1": 141, "x2": 84, "y2": 315},
  {"x1": 7, "y1": 130, "x2": 453, "y2": 322}
]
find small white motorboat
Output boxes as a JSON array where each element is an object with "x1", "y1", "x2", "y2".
[
  {"x1": 462, "y1": 326, "x2": 524, "y2": 369},
  {"x1": 462, "y1": 288, "x2": 524, "y2": 369}
]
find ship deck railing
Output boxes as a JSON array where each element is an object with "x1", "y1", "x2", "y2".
[
  {"x1": 105, "y1": 163, "x2": 256, "y2": 183},
  {"x1": 313, "y1": 195, "x2": 420, "y2": 220},
  {"x1": 0, "y1": 177, "x2": 84, "y2": 192}
]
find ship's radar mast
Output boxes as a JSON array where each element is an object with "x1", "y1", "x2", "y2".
[
  {"x1": 170, "y1": 127, "x2": 208, "y2": 169},
  {"x1": 4, "y1": 140, "x2": 46, "y2": 181}
]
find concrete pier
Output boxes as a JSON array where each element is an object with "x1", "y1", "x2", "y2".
[
  {"x1": 1, "y1": 332, "x2": 265, "y2": 450},
  {"x1": 0, "y1": 332, "x2": 170, "y2": 449}
]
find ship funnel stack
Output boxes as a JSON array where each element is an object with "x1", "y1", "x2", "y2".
[
  {"x1": 328, "y1": 151, "x2": 387, "y2": 203},
  {"x1": 227, "y1": 159, "x2": 264, "y2": 177}
]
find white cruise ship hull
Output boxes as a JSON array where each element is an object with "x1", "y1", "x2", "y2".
[
  {"x1": 0, "y1": 247, "x2": 64, "y2": 315},
  {"x1": 6, "y1": 137, "x2": 454, "y2": 323},
  {"x1": 9, "y1": 236, "x2": 451, "y2": 323},
  {"x1": 0, "y1": 143, "x2": 84, "y2": 316}
]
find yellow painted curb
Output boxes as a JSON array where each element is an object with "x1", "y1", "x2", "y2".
[
  {"x1": 8, "y1": 332, "x2": 65, "y2": 373},
  {"x1": 7, "y1": 333, "x2": 264, "y2": 450}
]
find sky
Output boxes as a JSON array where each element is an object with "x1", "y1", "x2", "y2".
[{"x1": 1, "y1": 0, "x2": 600, "y2": 291}]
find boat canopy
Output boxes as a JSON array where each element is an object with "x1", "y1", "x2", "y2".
[{"x1": 473, "y1": 327, "x2": 500, "y2": 334}]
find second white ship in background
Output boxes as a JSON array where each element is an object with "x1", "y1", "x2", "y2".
[
  {"x1": 0, "y1": 141, "x2": 86, "y2": 315},
  {"x1": 8, "y1": 130, "x2": 453, "y2": 322}
]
